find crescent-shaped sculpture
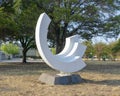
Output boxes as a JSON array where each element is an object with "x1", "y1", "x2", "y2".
[{"x1": 35, "y1": 13, "x2": 87, "y2": 73}]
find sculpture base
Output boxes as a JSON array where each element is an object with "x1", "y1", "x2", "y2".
[{"x1": 39, "y1": 73, "x2": 84, "y2": 85}]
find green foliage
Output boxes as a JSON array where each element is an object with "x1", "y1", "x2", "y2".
[
  {"x1": 104, "y1": 15, "x2": 120, "y2": 38},
  {"x1": 0, "y1": 0, "x2": 18, "y2": 41},
  {"x1": 0, "y1": 43, "x2": 19, "y2": 55},
  {"x1": 112, "y1": 39, "x2": 120, "y2": 53},
  {"x1": 106, "y1": 41, "x2": 117, "y2": 60},
  {"x1": 0, "y1": 0, "x2": 15, "y2": 14},
  {"x1": 45, "y1": 0, "x2": 120, "y2": 53},
  {"x1": 0, "y1": 0, "x2": 120, "y2": 61},
  {"x1": 50, "y1": 48, "x2": 56, "y2": 55},
  {"x1": 83, "y1": 40, "x2": 120, "y2": 60},
  {"x1": 94, "y1": 42, "x2": 110, "y2": 60},
  {"x1": 83, "y1": 41, "x2": 95, "y2": 58}
]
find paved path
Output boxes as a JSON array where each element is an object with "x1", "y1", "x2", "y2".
[{"x1": 0, "y1": 58, "x2": 44, "y2": 63}]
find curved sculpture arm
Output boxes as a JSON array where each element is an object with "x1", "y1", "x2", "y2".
[{"x1": 35, "y1": 13, "x2": 87, "y2": 73}]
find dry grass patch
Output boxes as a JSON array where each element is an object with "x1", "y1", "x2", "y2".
[{"x1": 0, "y1": 60, "x2": 120, "y2": 96}]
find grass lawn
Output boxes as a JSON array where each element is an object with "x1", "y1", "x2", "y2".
[{"x1": 0, "y1": 60, "x2": 120, "y2": 96}]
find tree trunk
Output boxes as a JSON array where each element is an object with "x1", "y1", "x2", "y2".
[
  {"x1": 56, "y1": 27, "x2": 62, "y2": 53},
  {"x1": 56, "y1": 40, "x2": 65, "y2": 54},
  {"x1": 22, "y1": 49, "x2": 27, "y2": 63},
  {"x1": 55, "y1": 29, "x2": 66, "y2": 53},
  {"x1": 55, "y1": 23, "x2": 68, "y2": 54}
]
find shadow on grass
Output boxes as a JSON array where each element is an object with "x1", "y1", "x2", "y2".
[
  {"x1": 84, "y1": 79, "x2": 120, "y2": 86},
  {"x1": 83, "y1": 63, "x2": 120, "y2": 74},
  {"x1": 0, "y1": 61, "x2": 120, "y2": 75},
  {"x1": 0, "y1": 62, "x2": 56, "y2": 75}
]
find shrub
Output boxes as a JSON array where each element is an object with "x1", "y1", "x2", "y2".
[{"x1": 0, "y1": 43, "x2": 19, "y2": 55}]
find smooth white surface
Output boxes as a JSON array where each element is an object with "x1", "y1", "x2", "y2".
[{"x1": 35, "y1": 13, "x2": 87, "y2": 73}]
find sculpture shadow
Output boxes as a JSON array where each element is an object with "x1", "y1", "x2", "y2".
[{"x1": 84, "y1": 79, "x2": 120, "y2": 86}]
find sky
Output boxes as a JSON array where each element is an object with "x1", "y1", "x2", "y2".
[{"x1": 92, "y1": 36, "x2": 117, "y2": 44}]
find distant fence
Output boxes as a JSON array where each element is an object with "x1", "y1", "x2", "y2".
[{"x1": 18, "y1": 48, "x2": 40, "y2": 58}]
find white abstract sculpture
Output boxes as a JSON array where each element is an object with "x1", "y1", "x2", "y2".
[{"x1": 35, "y1": 13, "x2": 87, "y2": 73}]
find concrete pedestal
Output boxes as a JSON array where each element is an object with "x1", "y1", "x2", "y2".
[{"x1": 39, "y1": 73, "x2": 84, "y2": 85}]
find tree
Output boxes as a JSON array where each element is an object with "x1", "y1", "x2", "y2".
[
  {"x1": 0, "y1": 0, "x2": 41, "y2": 63},
  {"x1": 37, "y1": 0, "x2": 120, "y2": 53},
  {"x1": 13, "y1": 0, "x2": 42, "y2": 63},
  {"x1": 83, "y1": 41, "x2": 95, "y2": 59},
  {"x1": 1, "y1": 0, "x2": 120, "y2": 62},
  {"x1": 94, "y1": 42, "x2": 111, "y2": 61},
  {"x1": 108, "y1": 41, "x2": 118, "y2": 60},
  {"x1": 112, "y1": 39, "x2": 120, "y2": 53}
]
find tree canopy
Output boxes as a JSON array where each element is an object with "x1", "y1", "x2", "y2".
[
  {"x1": 39, "y1": 0, "x2": 120, "y2": 53},
  {"x1": 0, "y1": 0, "x2": 120, "y2": 62},
  {"x1": 0, "y1": 0, "x2": 17, "y2": 41}
]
